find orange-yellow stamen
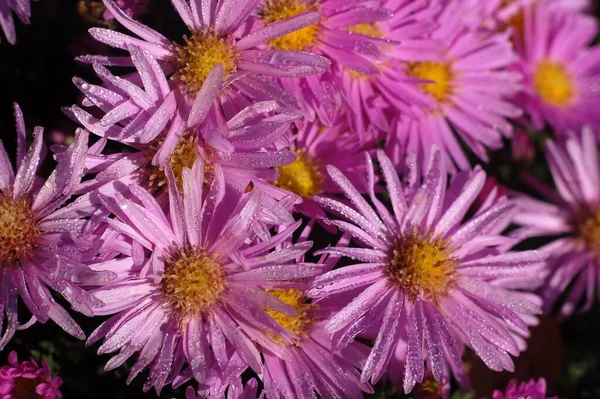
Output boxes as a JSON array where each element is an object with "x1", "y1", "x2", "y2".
[
  {"x1": 265, "y1": 289, "x2": 316, "y2": 345},
  {"x1": 0, "y1": 195, "x2": 41, "y2": 266},
  {"x1": 386, "y1": 230, "x2": 457, "y2": 302},
  {"x1": 406, "y1": 61, "x2": 455, "y2": 103},
  {"x1": 274, "y1": 148, "x2": 324, "y2": 198},
  {"x1": 161, "y1": 247, "x2": 226, "y2": 318},
  {"x1": 172, "y1": 29, "x2": 237, "y2": 95},
  {"x1": 534, "y1": 59, "x2": 575, "y2": 108},
  {"x1": 574, "y1": 208, "x2": 600, "y2": 255},
  {"x1": 348, "y1": 23, "x2": 383, "y2": 38},
  {"x1": 148, "y1": 133, "x2": 201, "y2": 190},
  {"x1": 261, "y1": 0, "x2": 320, "y2": 51}
]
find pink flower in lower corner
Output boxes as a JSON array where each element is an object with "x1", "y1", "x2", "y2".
[
  {"x1": 87, "y1": 158, "x2": 323, "y2": 395},
  {"x1": 0, "y1": 352, "x2": 62, "y2": 399},
  {"x1": 513, "y1": 127, "x2": 600, "y2": 318},
  {"x1": 308, "y1": 149, "x2": 546, "y2": 393},
  {"x1": 0, "y1": 0, "x2": 30, "y2": 45},
  {"x1": 493, "y1": 378, "x2": 557, "y2": 399},
  {"x1": 0, "y1": 105, "x2": 114, "y2": 349}
]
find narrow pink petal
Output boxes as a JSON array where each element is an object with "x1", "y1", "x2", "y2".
[
  {"x1": 236, "y1": 12, "x2": 320, "y2": 50},
  {"x1": 13, "y1": 127, "x2": 44, "y2": 198}
]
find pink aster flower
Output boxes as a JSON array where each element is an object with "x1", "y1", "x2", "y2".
[
  {"x1": 261, "y1": 117, "x2": 369, "y2": 222},
  {"x1": 65, "y1": 46, "x2": 299, "y2": 225},
  {"x1": 251, "y1": 0, "x2": 394, "y2": 127},
  {"x1": 514, "y1": 4, "x2": 600, "y2": 135},
  {"x1": 87, "y1": 158, "x2": 323, "y2": 394},
  {"x1": 385, "y1": 0, "x2": 522, "y2": 171},
  {"x1": 308, "y1": 149, "x2": 545, "y2": 392},
  {"x1": 84, "y1": 0, "x2": 329, "y2": 107},
  {"x1": 339, "y1": 0, "x2": 442, "y2": 138},
  {"x1": 0, "y1": 352, "x2": 62, "y2": 399},
  {"x1": 513, "y1": 128, "x2": 600, "y2": 318},
  {"x1": 492, "y1": 377, "x2": 557, "y2": 399},
  {"x1": 0, "y1": 0, "x2": 30, "y2": 44},
  {"x1": 261, "y1": 289, "x2": 373, "y2": 399},
  {"x1": 0, "y1": 104, "x2": 114, "y2": 348}
]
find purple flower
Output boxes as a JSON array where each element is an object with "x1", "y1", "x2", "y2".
[
  {"x1": 0, "y1": 351, "x2": 62, "y2": 399},
  {"x1": 308, "y1": 149, "x2": 545, "y2": 392},
  {"x1": 65, "y1": 46, "x2": 300, "y2": 226},
  {"x1": 385, "y1": 0, "x2": 522, "y2": 171},
  {"x1": 513, "y1": 127, "x2": 600, "y2": 318},
  {"x1": 84, "y1": 0, "x2": 329, "y2": 104},
  {"x1": 339, "y1": 0, "x2": 441, "y2": 138},
  {"x1": 0, "y1": 0, "x2": 30, "y2": 44},
  {"x1": 492, "y1": 377, "x2": 557, "y2": 399},
  {"x1": 254, "y1": 0, "x2": 394, "y2": 128},
  {"x1": 0, "y1": 104, "x2": 113, "y2": 348},
  {"x1": 263, "y1": 117, "x2": 369, "y2": 222},
  {"x1": 261, "y1": 289, "x2": 373, "y2": 399},
  {"x1": 515, "y1": 3, "x2": 600, "y2": 135},
  {"x1": 87, "y1": 158, "x2": 323, "y2": 394}
]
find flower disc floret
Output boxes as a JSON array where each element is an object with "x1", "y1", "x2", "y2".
[
  {"x1": 387, "y1": 230, "x2": 458, "y2": 302},
  {"x1": 266, "y1": 289, "x2": 316, "y2": 344},
  {"x1": 148, "y1": 133, "x2": 201, "y2": 190},
  {"x1": 261, "y1": 0, "x2": 320, "y2": 51},
  {"x1": 172, "y1": 29, "x2": 238, "y2": 95},
  {"x1": 0, "y1": 195, "x2": 41, "y2": 266},
  {"x1": 406, "y1": 61, "x2": 454, "y2": 103},
  {"x1": 534, "y1": 59, "x2": 575, "y2": 108},
  {"x1": 161, "y1": 247, "x2": 226, "y2": 318},
  {"x1": 274, "y1": 148, "x2": 324, "y2": 198},
  {"x1": 574, "y1": 207, "x2": 600, "y2": 255}
]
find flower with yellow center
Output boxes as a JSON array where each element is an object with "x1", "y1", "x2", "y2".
[
  {"x1": 161, "y1": 247, "x2": 226, "y2": 319},
  {"x1": 406, "y1": 61, "x2": 455, "y2": 103},
  {"x1": 148, "y1": 133, "x2": 201, "y2": 190},
  {"x1": 534, "y1": 59, "x2": 575, "y2": 108},
  {"x1": 172, "y1": 29, "x2": 238, "y2": 96},
  {"x1": 274, "y1": 148, "x2": 324, "y2": 198},
  {"x1": 265, "y1": 289, "x2": 316, "y2": 345},
  {"x1": 574, "y1": 208, "x2": 600, "y2": 255},
  {"x1": 261, "y1": 0, "x2": 320, "y2": 51},
  {"x1": 386, "y1": 230, "x2": 458, "y2": 302},
  {"x1": 0, "y1": 195, "x2": 41, "y2": 266}
]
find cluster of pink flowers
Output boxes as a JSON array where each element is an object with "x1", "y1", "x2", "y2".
[{"x1": 2, "y1": 0, "x2": 600, "y2": 397}]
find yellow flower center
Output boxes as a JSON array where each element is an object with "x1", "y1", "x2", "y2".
[
  {"x1": 386, "y1": 230, "x2": 457, "y2": 302},
  {"x1": 574, "y1": 208, "x2": 600, "y2": 255},
  {"x1": 274, "y1": 148, "x2": 324, "y2": 198},
  {"x1": 0, "y1": 195, "x2": 41, "y2": 266},
  {"x1": 260, "y1": 0, "x2": 320, "y2": 51},
  {"x1": 534, "y1": 59, "x2": 575, "y2": 108},
  {"x1": 348, "y1": 23, "x2": 383, "y2": 38},
  {"x1": 406, "y1": 61, "x2": 455, "y2": 103},
  {"x1": 172, "y1": 29, "x2": 238, "y2": 96},
  {"x1": 265, "y1": 289, "x2": 316, "y2": 345},
  {"x1": 148, "y1": 133, "x2": 201, "y2": 191},
  {"x1": 161, "y1": 247, "x2": 226, "y2": 318}
]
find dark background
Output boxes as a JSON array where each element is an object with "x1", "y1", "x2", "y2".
[{"x1": 1, "y1": 1, "x2": 600, "y2": 398}]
